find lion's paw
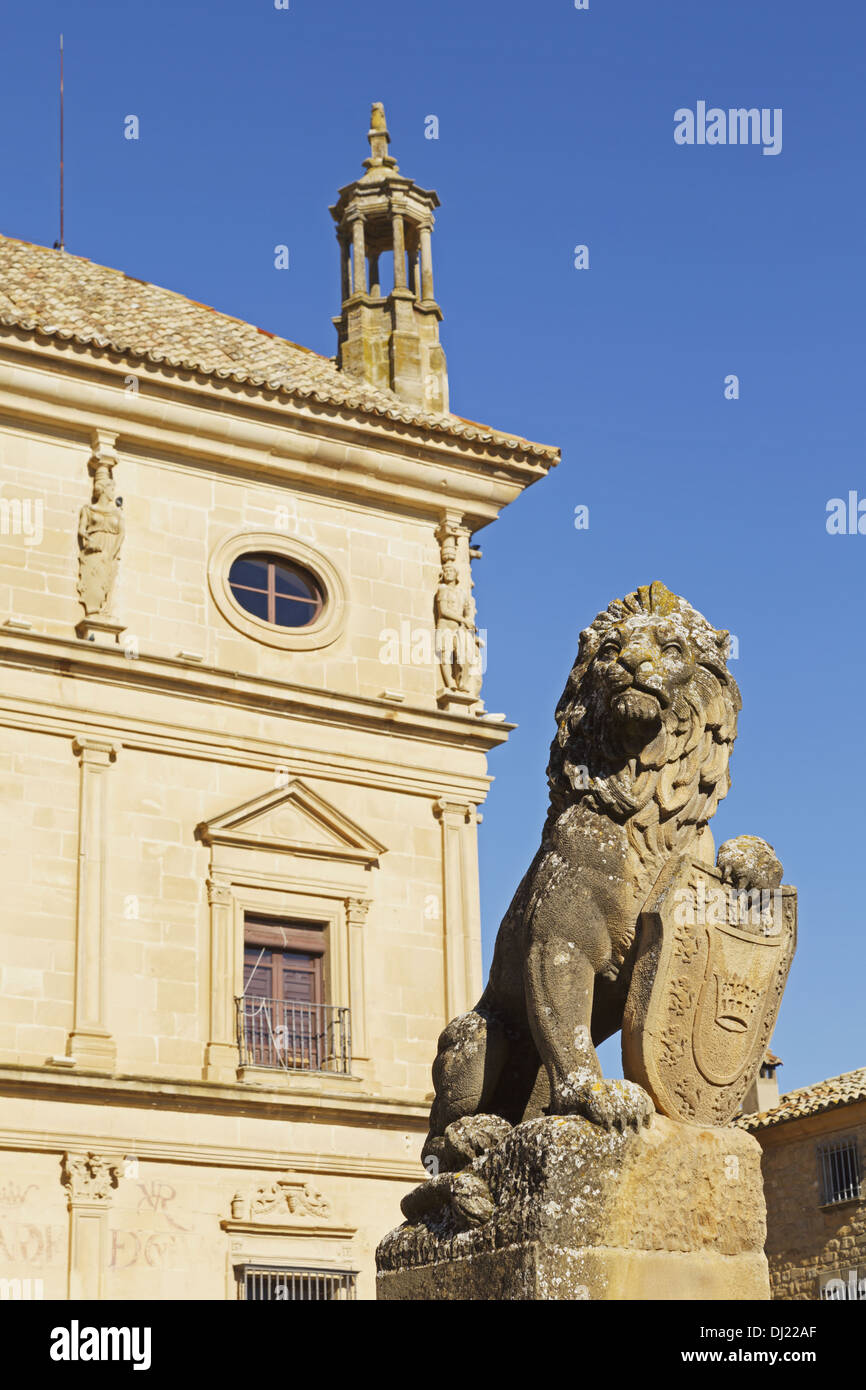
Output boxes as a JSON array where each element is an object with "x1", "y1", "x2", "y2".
[
  {"x1": 550, "y1": 1077, "x2": 654, "y2": 1133},
  {"x1": 443, "y1": 1114, "x2": 512, "y2": 1171}
]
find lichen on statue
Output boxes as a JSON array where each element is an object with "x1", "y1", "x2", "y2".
[{"x1": 420, "y1": 580, "x2": 785, "y2": 1177}]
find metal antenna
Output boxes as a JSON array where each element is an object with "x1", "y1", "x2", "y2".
[{"x1": 57, "y1": 35, "x2": 65, "y2": 250}]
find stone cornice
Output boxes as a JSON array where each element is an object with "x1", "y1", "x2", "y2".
[
  {"x1": 220, "y1": 1220, "x2": 357, "y2": 1238},
  {"x1": 0, "y1": 335, "x2": 557, "y2": 529},
  {"x1": 0, "y1": 697, "x2": 495, "y2": 808},
  {"x1": 0, "y1": 628, "x2": 514, "y2": 757},
  {"x1": 0, "y1": 1063, "x2": 431, "y2": 1132},
  {"x1": 0, "y1": 1126, "x2": 423, "y2": 1182}
]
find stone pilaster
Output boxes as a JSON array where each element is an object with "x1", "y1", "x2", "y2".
[
  {"x1": 460, "y1": 807, "x2": 483, "y2": 1005},
  {"x1": 434, "y1": 800, "x2": 482, "y2": 1019},
  {"x1": 66, "y1": 736, "x2": 118, "y2": 1070},
  {"x1": 204, "y1": 876, "x2": 240, "y2": 1081},
  {"x1": 61, "y1": 1152, "x2": 122, "y2": 1300},
  {"x1": 344, "y1": 897, "x2": 370, "y2": 1060}
]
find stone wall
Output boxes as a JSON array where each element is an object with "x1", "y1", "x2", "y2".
[
  {"x1": 0, "y1": 419, "x2": 447, "y2": 702},
  {"x1": 754, "y1": 1101, "x2": 866, "y2": 1300},
  {"x1": 0, "y1": 323, "x2": 537, "y2": 1295}
]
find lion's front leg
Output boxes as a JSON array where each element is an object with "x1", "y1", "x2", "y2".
[
  {"x1": 524, "y1": 940, "x2": 600, "y2": 1104},
  {"x1": 524, "y1": 939, "x2": 652, "y2": 1132}
]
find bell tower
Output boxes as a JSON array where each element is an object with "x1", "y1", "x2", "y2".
[{"x1": 330, "y1": 103, "x2": 449, "y2": 414}]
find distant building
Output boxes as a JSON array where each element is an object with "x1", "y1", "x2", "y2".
[
  {"x1": 0, "y1": 105, "x2": 557, "y2": 1299},
  {"x1": 740, "y1": 1065, "x2": 866, "y2": 1300}
]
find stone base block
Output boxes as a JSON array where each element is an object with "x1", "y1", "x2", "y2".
[
  {"x1": 378, "y1": 1242, "x2": 769, "y2": 1302},
  {"x1": 75, "y1": 618, "x2": 125, "y2": 646},
  {"x1": 437, "y1": 689, "x2": 483, "y2": 714},
  {"x1": 66, "y1": 1029, "x2": 117, "y2": 1072},
  {"x1": 377, "y1": 1113, "x2": 769, "y2": 1301}
]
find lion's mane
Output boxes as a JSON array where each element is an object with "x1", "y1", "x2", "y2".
[{"x1": 545, "y1": 582, "x2": 741, "y2": 897}]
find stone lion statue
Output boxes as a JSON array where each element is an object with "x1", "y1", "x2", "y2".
[{"x1": 421, "y1": 581, "x2": 783, "y2": 1177}]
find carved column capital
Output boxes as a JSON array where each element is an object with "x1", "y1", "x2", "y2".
[
  {"x1": 72, "y1": 736, "x2": 119, "y2": 768},
  {"x1": 206, "y1": 877, "x2": 233, "y2": 907},
  {"x1": 88, "y1": 428, "x2": 119, "y2": 476},
  {"x1": 435, "y1": 512, "x2": 468, "y2": 548},
  {"x1": 434, "y1": 799, "x2": 481, "y2": 825},
  {"x1": 61, "y1": 1152, "x2": 121, "y2": 1207},
  {"x1": 344, "y1": 896, "x2": 371, "y2": 928}
]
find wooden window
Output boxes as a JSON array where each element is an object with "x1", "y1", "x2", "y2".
[
  {"x1": 241, "y1": 917, "x2": 336, "y2": 1071},
  {"x1": 228, "y1": 553, "x2": 323, "y2": 629},
  {"x1": 243, "y1": 915, "x2": 325, "y2": 1001}
]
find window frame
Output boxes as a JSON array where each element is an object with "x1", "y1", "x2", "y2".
[
  {"x1": 817, "y1": 1134, "x2": 863, "y2": 1208},
  {"x1": 208, "y1": 530, "x2": 346, "y2": 651},
  {"x1": 237, "y1": 1263, "x2": 358, "y2": 1301},
  {"x1": 243, "y1": 915, "x2": 327, "y2": 1008},
  {"x1": 239, "y1": 912, "x2": 350, "y2": 1074},
  {"x1": 228, "y1": 554, "x2": 324, "y2": 629}
]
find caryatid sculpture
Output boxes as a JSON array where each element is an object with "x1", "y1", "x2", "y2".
[
  {"x1": 434, "y1": 531, "x2": 482, "y2": 696},
  {"x1": 77, "y1": 442, "x2": 124, "y2": 621}
]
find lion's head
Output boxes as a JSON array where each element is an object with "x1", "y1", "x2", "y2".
[{"x1": 546, "y1": 581, "x2": 741, "y2": 890}]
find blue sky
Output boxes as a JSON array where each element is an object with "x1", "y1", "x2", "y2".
[{"x1": 2, "y1": 0, "x2": 863, "y2": 1094}]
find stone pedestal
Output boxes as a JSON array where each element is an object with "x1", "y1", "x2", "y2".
[
  {"x1": 377, "y1": 1114, "x2": 769, "y2": 1300},
  {"x1": 75, "y1": 617, "x2": 125, "y2": 646},
  {"x1": 436, "y1": 689, "x2": 482, "y2": 714}
]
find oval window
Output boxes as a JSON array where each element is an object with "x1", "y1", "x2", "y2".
[{"x1": 227, "y1": 553, "x2": 324, "y2": 629}]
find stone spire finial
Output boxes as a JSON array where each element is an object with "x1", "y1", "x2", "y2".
[
  {"x1": 330, "y1": 103, "x2": 449, "y2": 413},
  {"x1": 366, "y1": 102, "x2": 397, "y2": 172}
]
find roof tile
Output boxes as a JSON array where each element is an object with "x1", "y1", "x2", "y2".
[
  {"x1": 739, "y1": 1066, "x2": 866, "y2": 1130},
  {"x1": 0, "y1": 234, "x2": 558, "y2": 464}
]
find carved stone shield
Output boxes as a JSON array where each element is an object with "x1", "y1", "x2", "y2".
[{"x1": 622, "y1": 855, "x2": 797, "y2": 1127}]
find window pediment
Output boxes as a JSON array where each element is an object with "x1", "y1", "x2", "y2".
[{"x1": 196, "y1": 779, "x2": 386, "y2": 868}]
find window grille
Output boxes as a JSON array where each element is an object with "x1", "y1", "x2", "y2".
[
  {"x1": 818, "y1": 1137, "x2": 862, "y2": 1206},
  {"x1": 240, "y1": 1266, "x2": 357, "y2": 1301}
]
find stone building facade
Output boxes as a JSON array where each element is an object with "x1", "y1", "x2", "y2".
[
  {"x1": 0, "y1": 107, "x2": 557, "y2": 1299},
  {"x1": 741, "y1": 1067, "x2": 866, "y2": 1300}
]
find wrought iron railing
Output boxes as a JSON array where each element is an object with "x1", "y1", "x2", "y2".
[{"x1": 236, "y1": 996, "x2": 351, "y2": 1075}]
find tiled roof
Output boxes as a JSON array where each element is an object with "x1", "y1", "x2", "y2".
[
  {"x1": 739, "y1": 1066, "x2": 866, "y2": 1130},
  {"x1": 0, "y1": 234, "x2": 558, "y2": 464}
]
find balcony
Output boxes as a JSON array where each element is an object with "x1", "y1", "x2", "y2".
[{"x1": 236, "y1": 997, "x2": 352, "y2": 1076}]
